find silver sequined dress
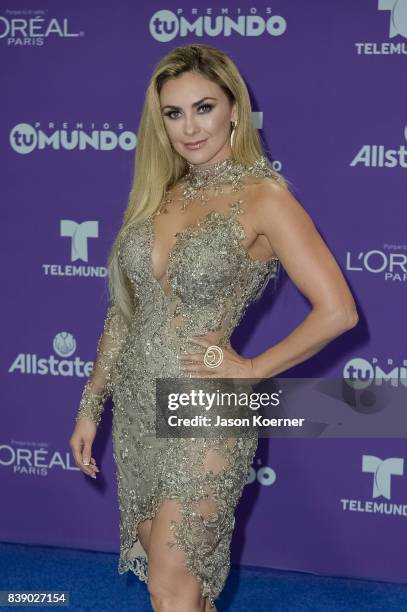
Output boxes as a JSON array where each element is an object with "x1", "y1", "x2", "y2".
[{"x1": 76, "y1": 156, "x2": 282, "y2": 607}]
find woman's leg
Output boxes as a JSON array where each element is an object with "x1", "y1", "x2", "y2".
[
  {"x1": 145, "y1": 441, "x2": 235, "y2": 610},
  {"x1": 136, "y1": 511, "x2": 217, "y2": 611},
  {"x1": 147, "y1": 498, "x2": 207, "y2": 612},
  {"x1": 137, "y1": 517, "x2": 152, "y2": 554}
]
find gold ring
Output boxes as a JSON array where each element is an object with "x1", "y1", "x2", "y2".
[{"x1": 203, "y1": 345, "x2": 223, "y2": 368}]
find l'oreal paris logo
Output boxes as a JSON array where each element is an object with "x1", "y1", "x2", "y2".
[
  {"x1": 0, "y1": 442, "x2": 79, "y2": 475},
  {"x1": 345, "y1": 248, "x2": 407, "y2": 282},
  {"x1": 0, "y1": 12, "x2": 84, "y2": 46}
]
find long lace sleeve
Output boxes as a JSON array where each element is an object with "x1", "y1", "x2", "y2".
[{"x1": 75, "y1": 303, "x2": 130, "y2": 427}]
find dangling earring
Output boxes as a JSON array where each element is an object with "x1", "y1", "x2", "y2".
[{"x1": 230, "y1": 120, "x2": 237, "y2": 147}]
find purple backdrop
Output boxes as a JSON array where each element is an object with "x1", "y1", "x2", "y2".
[{"x1": 2, "y1": 0, "x2": 407, "y2": 585}]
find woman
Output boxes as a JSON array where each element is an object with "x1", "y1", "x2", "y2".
[{"x1": 69, "y1": 43, "x2": 358, "y2": 612}]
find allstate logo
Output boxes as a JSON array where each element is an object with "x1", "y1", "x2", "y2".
[
  {"x1": 53, "y1": 332, "x2": 77, "y2": 358},
  {"x1": 379, "y1": 0, "x2": 407, "y2": 38}
]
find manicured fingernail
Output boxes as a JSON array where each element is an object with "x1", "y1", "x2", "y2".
[{"x1": 83, "y1": 461, "x2": 89, "y2": 465}]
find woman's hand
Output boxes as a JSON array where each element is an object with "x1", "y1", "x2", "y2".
[
  {"x1": 178, "y1": 336, "x2": 259, "y2": 382},
  {"x1": 69, "y1": 419, "x2": 100, "y2": 479}
]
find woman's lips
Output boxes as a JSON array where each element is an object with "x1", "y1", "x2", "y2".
[{"x1": 184, "y1": 139, "x2": 207, "y2": 150}]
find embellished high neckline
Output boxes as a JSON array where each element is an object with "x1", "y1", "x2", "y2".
[
  {"x1": 186, "y1": 156, "x2": 235, "y2": 177},
  {"x1": 157, "y1": 155, "x2": 279, "y2": 214}
]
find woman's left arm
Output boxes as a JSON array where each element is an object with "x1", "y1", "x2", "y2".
[{"x1": 249, "y1": 179, "x2": 359, "y2": 380}]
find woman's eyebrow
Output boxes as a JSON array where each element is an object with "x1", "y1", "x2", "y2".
[{"x1": 161, "y1": 96, "x2": 217, "y2": 111}]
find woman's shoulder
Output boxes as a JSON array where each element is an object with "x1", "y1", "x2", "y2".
[
  {"x1": 244, "y1": 172, "x2": 288, "y2": 206},
  {"x1": 256, "y1": 173, "x2": 288, "y2": 191}
]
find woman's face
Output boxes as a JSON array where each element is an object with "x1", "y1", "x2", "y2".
[{"x1": 159, "y1": 71, "x2": 237, "y2": 168}]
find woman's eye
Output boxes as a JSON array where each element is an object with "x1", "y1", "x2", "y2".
[
  {"x1": 198, "y1": 103, "x2": 213, "y2": 113},
  {"x1": 164, "y1": 104, "x2": 214, "y2": 120},
  {"x1": 165, "y1": 110, "x2": 181, "y2": 119}
]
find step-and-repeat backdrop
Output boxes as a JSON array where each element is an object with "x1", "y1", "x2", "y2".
[{"x1": 2, "y1": 1, "x2": 406, "y2": 584}]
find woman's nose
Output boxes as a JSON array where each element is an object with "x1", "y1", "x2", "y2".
[{"x1": 183, "y1": 114, "x2": 199, "y2": 135}]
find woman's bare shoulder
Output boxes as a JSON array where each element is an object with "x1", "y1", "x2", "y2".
[
  {"x1": 244, "y1": 175, "x2": 288, "y2": 215},
  {"x1": 250, "y1": 175, "x2": 298, "y2": 214}
]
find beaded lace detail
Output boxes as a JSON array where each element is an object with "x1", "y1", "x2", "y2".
[
  {"x1": 75, "y1": 304, "x2": 130, "y2": 426},
  {"x1": 159, "y1": 154, "x2": 281, "y2": 210},
  {"x1": 75, "y1": 155, "x2": 284, "y2": 607}
]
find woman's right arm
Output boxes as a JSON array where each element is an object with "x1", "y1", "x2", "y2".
[
  {"x1": 69, "y1": 302, "x2": 130, "y2": 478},
  {"x1": 76, "y1": 303, "x2": 130, "y2": 426}
]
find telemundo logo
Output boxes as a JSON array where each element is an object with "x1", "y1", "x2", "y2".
[
  {"x1": 355, "y1": 0, "x2": 407, "y2": 54},
  {"x1": 149, "y1": 9, "x2": 287, "y2": 43},
  {"x1": 43, "y1": 219, "x2": 107, "y2": 278},
  {"x1": 379, "y1": 0, "x2": 407, "y2": 38},
  {"x1": 340, "y1": 454, "x2": 406, "y2": 516}
]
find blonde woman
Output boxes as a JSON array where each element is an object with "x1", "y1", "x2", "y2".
[{"x1": 69, "y1": 44, "x2": 358, "y2": 612}]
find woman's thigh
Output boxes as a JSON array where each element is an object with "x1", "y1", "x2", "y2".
[{"x1": 147, "y1": 498, "x2": 205, "y2": 608}]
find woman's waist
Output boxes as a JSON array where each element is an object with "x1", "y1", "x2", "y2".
[
  {"x1": 128, "y1": 325, "x2": 232, "y2": 354},
  {"x1": 116, "y1": 328, "x2": 232, "y2": 383}
]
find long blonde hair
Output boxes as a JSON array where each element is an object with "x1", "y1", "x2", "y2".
[{"x1": 107, "y1": 43, "x2": 288, "y2": 324}]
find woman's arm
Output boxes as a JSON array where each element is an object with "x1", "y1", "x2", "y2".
[
  {"x1": 75, "y1": 303, "x2": 130, "y2": 426},
  {"x1": 250, "y1": 179, "x2": 359, "y2": 379}
]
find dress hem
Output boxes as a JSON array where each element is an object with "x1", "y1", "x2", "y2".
[{"x1": 117, "y1": 504, "x2": 218, "y2": 609}]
